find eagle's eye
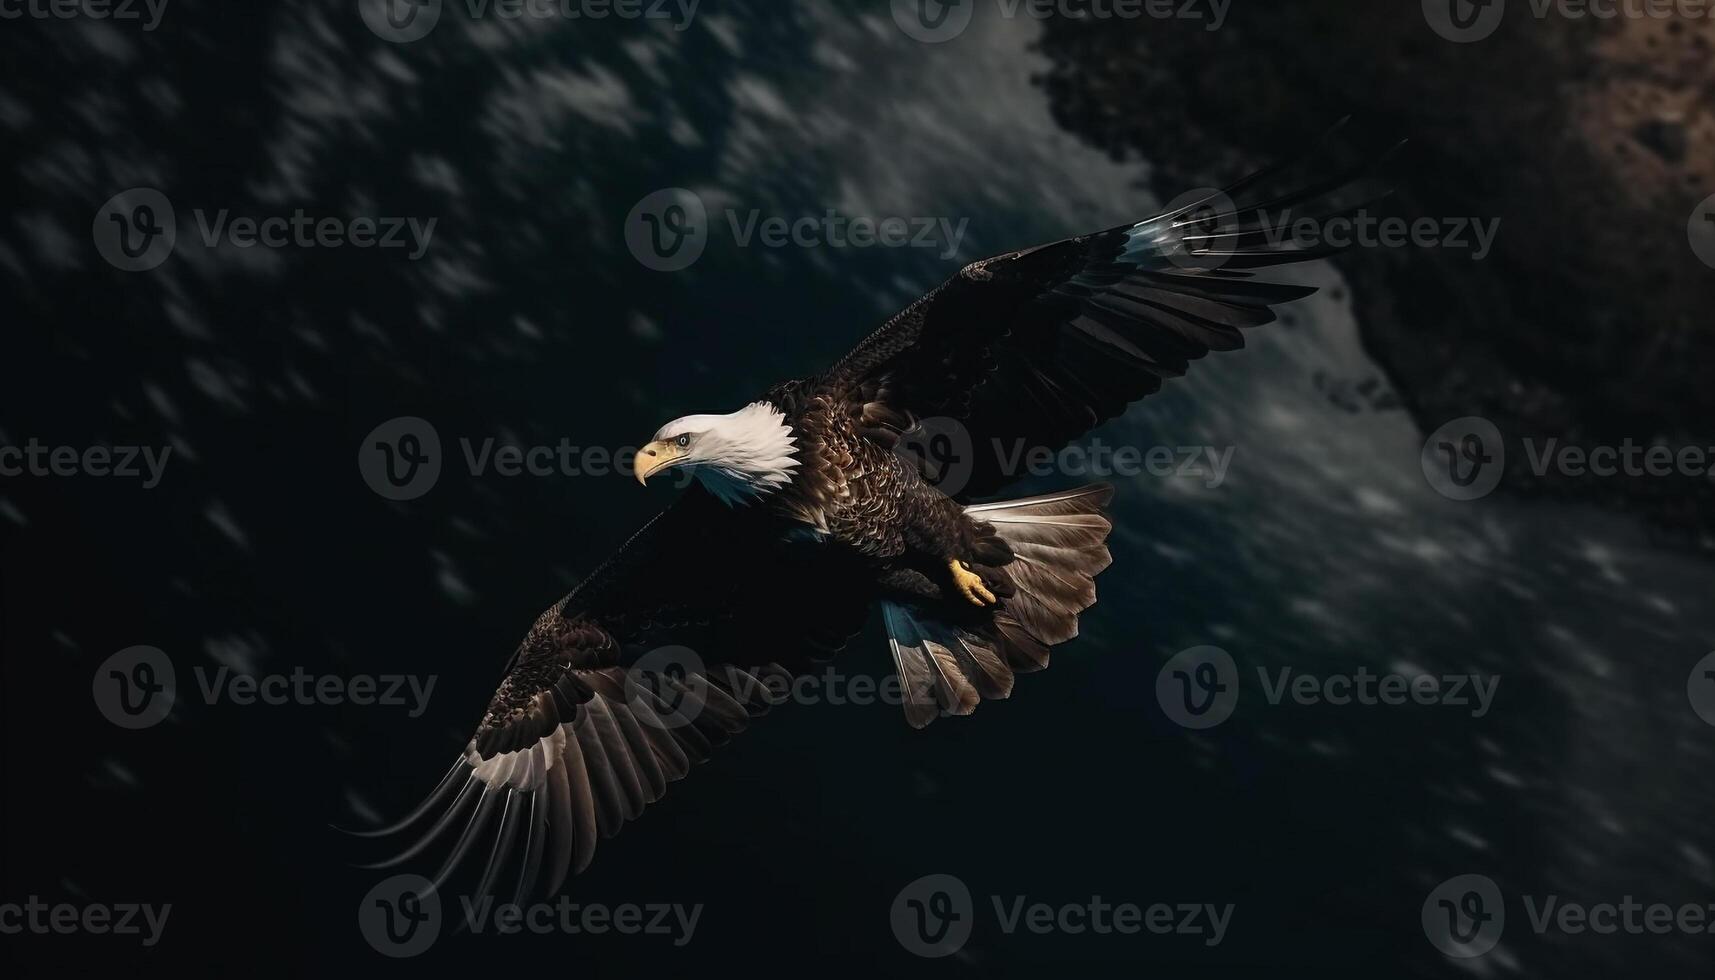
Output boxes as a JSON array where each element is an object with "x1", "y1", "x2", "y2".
[{"x1": 676, "y1": 434, "x2": 691, "y2": 449}]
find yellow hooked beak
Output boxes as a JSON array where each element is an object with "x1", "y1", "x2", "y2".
[{"x1": 634, "y1": 440, "x2": 686, "y2": 485}]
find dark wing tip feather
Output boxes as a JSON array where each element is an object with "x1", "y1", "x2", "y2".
[
  {"x1": 355, "y1": 652, "x2": 792, "y2": 899},
  {"x1": 828, "y1": 126, "x2": 1391, "y2": 500}
]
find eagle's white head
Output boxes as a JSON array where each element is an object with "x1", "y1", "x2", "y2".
[{"x1": 634, "y1": 401, "x2": 799, "y2": 506}]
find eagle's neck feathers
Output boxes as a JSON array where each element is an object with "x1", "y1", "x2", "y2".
[{"x1": 684, "y1": 401, "x2": 799, "y2": 506}]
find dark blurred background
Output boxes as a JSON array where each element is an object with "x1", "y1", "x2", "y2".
[{"x1": 3, "y1": 0, "x2": 1714, "y2": 976}]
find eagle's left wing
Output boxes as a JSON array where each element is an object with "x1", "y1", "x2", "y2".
[
  {"x1": 824, "y1": 147, "x2": 1387, "y2": 501},
  {"x1": 349, "y1": 485, "x2": 870, "y2": 899}
]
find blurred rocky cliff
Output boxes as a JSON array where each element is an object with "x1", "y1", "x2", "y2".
[{"x1": 1038, "y1": 3, "x2": 1715, "y2": 547}]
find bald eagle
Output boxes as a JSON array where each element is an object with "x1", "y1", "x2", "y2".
[{"x1": 353, "y1": 156, "x2": 1371, "y2": 899}]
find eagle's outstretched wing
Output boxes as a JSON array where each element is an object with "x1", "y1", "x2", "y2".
[
  {"x1": 825, "y1": 147, "x2": 1388, "y2": 501},
  {"x1": 352, "y1": 485, "x2": 869, "y2": 898}
]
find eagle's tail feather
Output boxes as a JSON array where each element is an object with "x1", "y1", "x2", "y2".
[
  {"x1": 880, "y1": 484, "x2": 1115, "y2": 729},
  {"x1": 969, "y1": 482, "x2": 1115, "y2": 646},
  {"x1": 882, "y1": 602, "x2": 981, "y2": 729}
]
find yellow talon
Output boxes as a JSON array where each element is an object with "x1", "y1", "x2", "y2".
[{"x1": 949, "y1": 559, "x2": 997, "y2": 607}]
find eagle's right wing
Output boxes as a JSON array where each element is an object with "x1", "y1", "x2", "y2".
[
  {"x1": 822, "y1": 134, "x2": 1392, "y2": 501},
  {"x1": 351, "y1": 484, "x2": 870, "y2": 899}
]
